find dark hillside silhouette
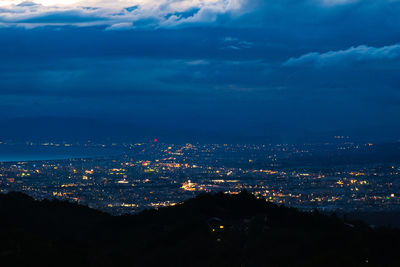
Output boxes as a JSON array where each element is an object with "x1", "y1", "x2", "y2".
[{"x1": 1, "y1": 191, "x2": 400, "y2": 267}]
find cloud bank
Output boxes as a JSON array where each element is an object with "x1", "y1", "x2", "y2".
[
  {"x1": 2, "y1": 0, "x2": 398, "y2": 29},
  {"x1": 284, "y1": 44, "x2": 400, "y2": 67},
  {"x1": 0, "y1": 0, "x2": 247, "y2": 28}
]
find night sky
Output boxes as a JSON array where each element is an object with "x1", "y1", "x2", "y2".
[{"x1": 1, "y1": 0, "x2": 400, "y2": 142}]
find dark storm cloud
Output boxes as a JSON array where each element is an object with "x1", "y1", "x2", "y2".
[{"x1": 17, "y1": 10, "x2": 107, "y2": 23}]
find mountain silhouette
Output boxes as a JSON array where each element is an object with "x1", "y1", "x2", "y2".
[{"x1": 1, "y1": 191, "x2": 400, "y2": 267}]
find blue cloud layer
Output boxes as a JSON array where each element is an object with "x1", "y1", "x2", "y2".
[{"x1": 0, "y1": 0, "x2": 400, "y2": 141}]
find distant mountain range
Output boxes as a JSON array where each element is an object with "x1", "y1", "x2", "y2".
[
  {"x1": 1, "y1": 191, "x2": 400, "y2": 267},
  {"x1": 0, "y1": 116, "x2": 399, "y2": 144},
  {"x1": 0, "y1": 117, "x2": 283, "y2": 143}
]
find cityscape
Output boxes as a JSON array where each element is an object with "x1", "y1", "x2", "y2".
[
  {"x1": 1, "y1": 139, "x2": 399, "y2": 215},
  {"x1": 2, "y1": 0, "x2": 400, "y2": 265}
]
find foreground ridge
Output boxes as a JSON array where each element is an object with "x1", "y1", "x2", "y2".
[{"x1": 1, "y1": 191, "x2": 400, "y2": 267}]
